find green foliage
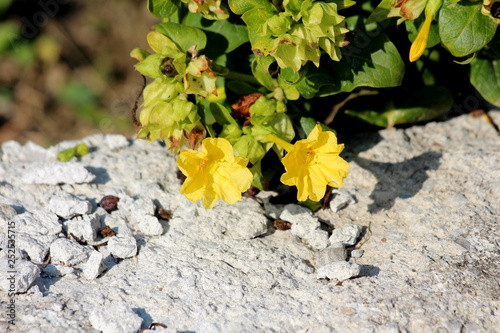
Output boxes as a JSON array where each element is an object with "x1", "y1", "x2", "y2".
[{"x1": 131, "y1": 0, "x2": 500, "y2": 202}]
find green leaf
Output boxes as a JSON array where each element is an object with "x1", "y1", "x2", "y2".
[
  {"x1": 299, "y1": 117, "x2": 317, "y2": 137},
  {"x1": 470, "y1": 57, "x2": 500, "y2": 106},
  {"x1": 251, "y1": 55, "x2": 278, "y2": 91},
  {"x1": 228, "y1": 0, "x2": 276, "y2": 15},
  {"x1": 439, "y1": 0, "x2": 497, "y2": 58},
  {"x1": 147, "y1": 0, "x2": 181, "y2": 18},
  {"x1": 345, "y1": 86, "x2": 453, "y2": 127},
  {"x1": 155, "y1": 22, "x2": 207, "y2": 53},
  {"x1": 134, "y1": 54, "x2": 164, "y2": 78},
  {"x1": 184, "y1": 12, "x2": 249, "y2": 59},
  {"x1": 321, "y1": 32, "x2": 405, "y2": 96},
  {"x1": 233, "y1": 135, "x2": 266, "y2": 164},
  {"x1": 279, "y1": 63, "x2": 335, "y2": 99},
  {"x1": 210, "y1": 102, "x2": 238, "y2": 125}
]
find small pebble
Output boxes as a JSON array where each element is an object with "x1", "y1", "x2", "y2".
[
  {"x1": 303, "y1": 229, "x2": 330, "y2": 250},
  {"x1": 50, "y1": 238, "x2": 93, "y2": 266},
  {"x1": 350, "y1": 249, "x2": 364, "y2": 259},
  {"x1": 108, "y1": 234, "x2": 137, "y2": 259},
  {"x1": 11, "y1": 210, "x2": 61, "y2": 235},
  {"x1": 280, "y1": 204, "x2": 320, "y2": 239},
  {"x1": 82, "y1": 250, "x2": 106, "y2": 280},
  {"x1": 329, "y1": 223, "x2": 363, "y2": 246},
  {"x1": 89, "y1": 305, "x2": 143, "y2": 333},
  {"x1": 65, "y1": 213, "x2": 102, "y2": 242},
  {"x1": 316, "y1": 261, "x2": 361, "y2": 281},
  {"x1": 48, "y1": 191, "x2": 93, "y2": 219},
  {"x1": 136, "y1": 215, "x2": 163, "y2": 236},
  {"x1": 0, "y1": 257, "x2": 41, "y2": 293},
  {"x1": 314, "y1": 243, "x2": 347, "y2": 268},
  {"x1": 17, "y1": 233, "x2": 57, "y2": 263}
]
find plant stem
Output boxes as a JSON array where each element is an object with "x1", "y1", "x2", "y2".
[{"x1": 222, "y1": 71, "x2": 260, "y2": 85}]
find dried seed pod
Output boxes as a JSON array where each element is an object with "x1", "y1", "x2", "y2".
[{"x1": 99, "y1": 195, "x2": 120, "y2": 213}]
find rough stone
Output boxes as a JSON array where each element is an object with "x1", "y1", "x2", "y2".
[
  {"x1": 64, "y1": 212, "x2": 102, "y2": 242},
  {"x1": 108, "y1": 234, "x2": 137, "y2": 259},
  {"x1": 104, "y1": 134, "x2": 130, "y2": 150},
  {"x1": 314, "y1": 242, "x2": 347, "y2": 267},
  {"x1": 329, "y1": 223, "x2": 363, "y2": 246},
  {"x1": 82, "y1": 250, "x2": 106, "y2": 280},
  {"x1": 329, "y1": 188, "x2": 357, "y2": 212},
  {"x1": 22, "y1": 161, "x2": 96, "y2": 185},
  {"x1": 0, "y1": 257, "x2": 41, "y2": 293},
  {"x1": 16, "y1": 233, "x2": 57, "y2": 263},
  {"x1": 135, "y1": 215, "x2": 163, "y2": 236},
  {"x1": 350, "y1": 249, "x2": 364, "y2": 258},
  {"x1": 48, "y1": 191, "x2": 93, "y2": 219},
  {"x1": 49, "y1": 238, "x2": 92, "y2": 266},
  {"x1": 0, "y1": 140, "x2": 50, "y2": 163},
  {"x1": 316, "y1": 261, "x2": 361, "y2": 281},
  {"x1": 42, "y1": 264, "x2": 75, "y2": 278},
  {"x1": 89, "y1": 304, "x2": 143, "y2": 333},
  {"x1": 280, "y1": 204, "x2": 321, "y2": 238},
  {"x1": 10, "y1": 210, "x2": 61, "y2": 235},
  {"x1": 302, "y1": 229, "x2": 330, "y2": 250}
]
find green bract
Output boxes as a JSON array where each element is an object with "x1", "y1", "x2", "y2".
[{"x1": 238, "y1": 0, "x2": 353, "y2": 72}]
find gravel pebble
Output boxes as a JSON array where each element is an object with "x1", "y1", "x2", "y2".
[
  {"x1": 314, "y1": 242, "x2": 347, "y2": 267},
  {"x1": 302, "y1": 229, "x2": 330, "y2": 250},
  {"x1": 316, "y1": 261, "x2": 361, "y2": 281},
  {"x1": 350, "y1": 249, "x2": 364, "y2": 258},
  {"x1": 0, "y1": 257, "x2": 41, "y2": 293},
  {"x1": 64, "y1": 212, "x2": 102, "y2": 242},
  {"x1": 49, "y1": 238, "x2": 93, "y2": 266},
  {"x1": 135, "y1": 215, "x2": 164, "y2": 236},
  {"x1": 108, "y1": 234, "x2": 137, "y2": 259},
  {"x1": 10, "y1": 210, "x2": 61, "y2": 235},
  {"x1": 82, "y1": 250, "x2": 106, "y2": 280},
  {"x1": 329, "y1": 223, "x2": 363, "y2": 246},
  {"x1": 280, "y1": 204, "x2": 321, "y2": 238},
  {"x1": 48, "y1": 191, "x2": 93, "y2": 219},
  {"x1": 89, "y1": 304, "x2": 143, "y2": 333}
]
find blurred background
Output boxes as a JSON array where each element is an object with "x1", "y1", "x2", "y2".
[{"x1": 0, "y1": 0, "x2": 159, "y2": 146}]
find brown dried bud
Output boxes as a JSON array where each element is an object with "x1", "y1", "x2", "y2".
[
  {"x1": 99, "y1": 226, "x2": 116, "y2": 238},
  {"x1": 274, "y1": 219, "x2": 291, "y2": 231}
]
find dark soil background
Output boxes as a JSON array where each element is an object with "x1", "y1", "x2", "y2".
[{"x1": 0, "y1": 0, "x2": 159, "y2": 146}]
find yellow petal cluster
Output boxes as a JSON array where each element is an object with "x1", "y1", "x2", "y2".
[
  {"x1": 279, "y1": 125, "x2": 349, "y2": 202},
  {"x1": 177, "y1": 138, "x2": 253, "y2": 209}
]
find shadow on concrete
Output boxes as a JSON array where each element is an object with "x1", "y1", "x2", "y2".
[{"x1": 354, "y1": 151, "x2": 442, "y2": 213}]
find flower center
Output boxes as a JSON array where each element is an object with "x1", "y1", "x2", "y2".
[{"x1": 306, "y1": 149, "x2": 315, "y2": 164}]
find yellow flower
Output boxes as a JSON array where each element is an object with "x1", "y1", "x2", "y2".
[
  {"x1": 409, "y1": 0, "x2": 442, "y2": 62},
  {"x1": 177, "y1": 138, "x2": 253, "y2": 209},
  {"x1": 267, "y1": 124, "x2": 349, "y2": 202}
]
